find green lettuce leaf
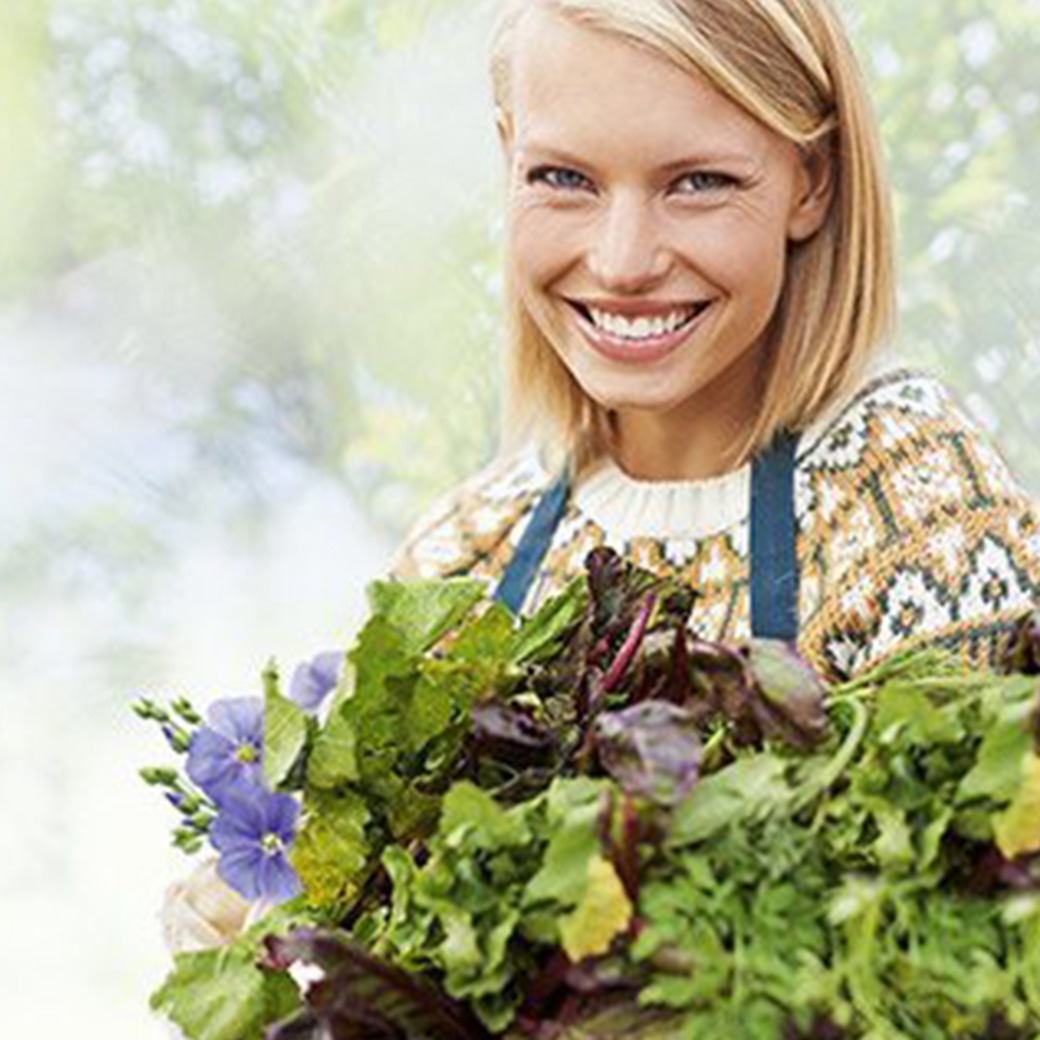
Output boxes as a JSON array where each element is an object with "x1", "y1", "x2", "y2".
[
  {"x1": 524, "y1": 778, "x2": 605, "y2": 907},
  {"x1": 291, "y1": 788, "x2": 371, "y2": 909},
  {"x1": 306, "y1": 699, "x2": 359, "y2": 788},
  {"x1": 151, "y1": 942, "x2": 300, "y2": 1040},
  {"x1": 367, "y1": 577, "x2": 485, "y2": 655},
  {"x1": 993, "y1": 752, "x2": 1040, "y2": 860},
  {"x1": 668, "y1": 753, "x2": 790, "y2": 847},
  {"x1": 263, "y1": 661, "x2": 309, "y2": 789},
  {"x1": 957, "y1": 699, "x2": 1035, "y2": 805},
  {"x1": 509, "y1": 576, "x2": 587, "y2": 664}
]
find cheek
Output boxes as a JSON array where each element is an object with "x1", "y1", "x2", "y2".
[
  {"x1": 676, "y1": 214, "x2": 788, "y2": 301},
  {"x1": 509, "y1": 203, "x2": 586, "y2": 285},
  {"x1": 509, "y1": 218, "x2": 551, "y2": 284}
]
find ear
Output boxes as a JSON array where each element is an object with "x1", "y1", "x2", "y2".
[
  {"x1": 786, "y1": 138, "x2": 835, "y2": 243},
  {"x1": 496, "y1": 106, "x2": 516, "y2": 164}
]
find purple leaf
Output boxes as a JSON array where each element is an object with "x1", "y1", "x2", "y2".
[
  {"x1": 1008, "y1": 609, "x2": 1040, "y2": 675},
  {"x1": 264, "y1": 930, "x2": 492, "y2": 1040},
  {"x1": 584, "y1": 547, "x2": 658, "y2": 656},
  {"x1": 745, "y1": 638, "x2": 829, "y2": 749},
  {"x1": 686, "y1": 639, "x2": 760, "y2": 743},
  {"x1": 654, "y1": 623, "x2": 693, "y2": 705},
  {"x1": 594, "y1": 701, "x2": 702, "y2": 805},
  {"x1": 470, "y1": 701, "x2": 558, "y2": 769}
]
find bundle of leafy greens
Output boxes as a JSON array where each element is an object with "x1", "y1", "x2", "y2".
[{"x1": 143, "y1": 548, "x2": 1040, "y2": 1040}]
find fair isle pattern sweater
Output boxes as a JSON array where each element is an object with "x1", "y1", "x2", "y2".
[{"x1": 391, "y1": 369, "x2": 1040, "y2": 681}]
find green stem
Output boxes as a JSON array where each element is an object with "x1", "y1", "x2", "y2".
[
  {"x1": 793, "y1": 697, "x2": 870, "y2": 814},
  {"x1": 843, "y1": 894, "x2": 916, "y2": 1040},
  {"x1": 1019, "y1": 911, "x2": 1040, "y2": 1018},
  {"x1": 700, "y1": 727, "x2": 728, "y2": 775},
  {"x1": 731, "y1": 915, "x2": 746, "y2": 1009}
]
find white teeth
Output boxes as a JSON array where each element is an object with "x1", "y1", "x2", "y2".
[{"x1": 587, "y1": 305, "x2": 698, "y2": 340}]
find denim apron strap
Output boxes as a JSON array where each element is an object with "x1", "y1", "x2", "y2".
[
  {"x1": 493, "y1": 432, "x2": 800, "y2": 636},
  {"x1": 750, "y1": 430, "x2": 801, "y2": 641},
  {"x1": 493, "y1": 467, "x2": 572, "y2": 616}
]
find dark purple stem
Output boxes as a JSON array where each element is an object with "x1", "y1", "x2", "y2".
[
  {"x1": 602, "y1": 593, "x2": 656, "y2": 693},
  {"x1": 611, "y1": 794, "x2": 642, "y2": 903}
]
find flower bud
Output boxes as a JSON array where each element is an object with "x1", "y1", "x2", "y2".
[
  {"x1": 172, "y1": 698, "x2": 202, "y2": 725},
  {"x1": 132, "y1": 698, "x2": 170, "y2": 722},
  {"x1": 187, "y1": 810, "x2": 215, "y2": 832},
  {"x1": 162, "y1": 724, "x2": 193, "y2": 754},
  {"x1": 173, "y1": 827, "x2": 204, "y2": 853}
]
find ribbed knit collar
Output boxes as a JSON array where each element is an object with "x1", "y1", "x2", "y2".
[
  {"x1": 575, "y1": 458, "x2": 749, "y2": 539},
  {"x1": 571, "y1": 353, "x2": 903, "y2": 541}
]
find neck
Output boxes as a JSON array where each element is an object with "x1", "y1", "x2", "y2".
[{"x1": 610, "y1": 355, "x2": 762, "y2": 481}]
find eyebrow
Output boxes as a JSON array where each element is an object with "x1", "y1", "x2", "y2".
[{"x1": 521, "y1": 142, "x2": 757, "y2": 172}]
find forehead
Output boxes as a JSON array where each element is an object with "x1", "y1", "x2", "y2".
[{"x1": 508, "y1": 6, "x2": 775, "y2": 160}]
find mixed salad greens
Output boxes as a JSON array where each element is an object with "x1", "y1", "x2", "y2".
[{"x1": 141, "y1": 548, "x2": 1040, "y2": 1039}]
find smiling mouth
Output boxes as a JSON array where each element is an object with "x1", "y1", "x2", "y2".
[{"x1": 566, "y1": 300, "x2": 711, "y2": 342}]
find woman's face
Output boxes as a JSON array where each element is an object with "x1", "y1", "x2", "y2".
[{"x1": 501, "y1": 7, "x2": 831, "y2": 430}]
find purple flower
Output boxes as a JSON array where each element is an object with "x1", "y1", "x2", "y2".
[
  {"x1": 186, "y1": 697, "x2": 265, "y2": 804},
  {"x1": 209, "y1": 786, "x2": 303, "y2": 904},
  {"x1": 289, "y1": 651, "x2": 343, "y2": 713}
]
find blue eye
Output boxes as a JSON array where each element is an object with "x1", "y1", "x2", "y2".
[
  {"x1": 673, "y1": 171, "x2": 736, "y2": 194},
  {"x1": 527, "y1": 165, "x2": 592, "y2": 191}
]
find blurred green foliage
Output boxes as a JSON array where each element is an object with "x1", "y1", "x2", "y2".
[
  {"x1": 852, "y1": 0, "x2": 1040, "y2": 488},
  {"x1": 0, "y1": 0, "x2": 1038, "y2": 610}
]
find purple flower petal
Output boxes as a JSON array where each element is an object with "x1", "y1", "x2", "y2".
[
  {"x1": 261, "y1": 791, "x2": 300, "y2": 840},
  {"x1": 186, "y1": 697, "x2": 265, "y2": 804},
  {"x1": 259, "y1": 853, "x2": 303, "y2": 903},
  {"x1": 218, "y1": 845, "x2": 267, "y2": 900},
  {"x1": 208, "y1": 697, "x2": 264, "y2": 742},
  {"x1": 289, "y1": 651, "x2": 343, "y2": 713},
  {"x1": 186, "y1": 729, "x2": 235, "y2": 787},
  {"x1": 208, "y1": 787, "x2": 303, "y2": 904},
  {"x1": 210, "y1": 785, "x2": 268, "y2": 840},
  {"x1": 210, "y1": 811, "x2": 261, "y2": 852}
]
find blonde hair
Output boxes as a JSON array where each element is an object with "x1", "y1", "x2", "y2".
[{"x1": 490, "y1": 0, "x2": 896, "y2": 473}]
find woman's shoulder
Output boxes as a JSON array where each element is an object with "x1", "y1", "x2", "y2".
[
  {"x1": 796, "y1": 361, "x2": 1040, "y2": 675},
  {"x1": 389, "y1": 445, "x2": 555, "y2": 581},
  {"x1": 798, "y1": 363, "x2": 1031, "y2": 507}
]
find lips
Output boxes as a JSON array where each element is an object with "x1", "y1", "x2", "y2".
[
  {"x1": 568, "y1": 299, "x2": 709, "y2": 321},
  {"x1": 565, "y1": 298, "x2": 714, "y2": 365}
]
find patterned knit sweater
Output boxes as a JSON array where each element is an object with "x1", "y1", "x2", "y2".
[{"x1": 391, "y1": 368, "x2": 1040, "y2": 681}]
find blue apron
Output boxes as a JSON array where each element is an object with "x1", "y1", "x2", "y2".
[{"x1": 493, "y1": 432, "x2": 800, "y2": 642}]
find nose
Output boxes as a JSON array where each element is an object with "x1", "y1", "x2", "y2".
[{"x1": 587, "y1": 192, "x2": 671, "y2": 294}]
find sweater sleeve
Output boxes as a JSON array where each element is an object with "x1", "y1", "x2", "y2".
[
  {"x1": 797, "y1": 371, "x2": 1040, "y2": 678},
  {"x1": 387, "y1": 448, "x2": 552, "y2": 588}
]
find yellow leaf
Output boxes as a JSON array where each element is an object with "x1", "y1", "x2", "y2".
[
  {"x1": 994, "y1": 753, "x2": 1040, "y2": 860},
  {"x1": 558, "y1": 855, "x2": 632, "y2": 962}
]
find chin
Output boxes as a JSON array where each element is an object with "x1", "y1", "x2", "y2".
[{"x1": 567, "y1": 358, "x2": 705, "y2": 414}]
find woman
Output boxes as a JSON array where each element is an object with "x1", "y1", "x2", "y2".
[
  {"x1": 392, "y1": 0, "x2": 1040, "y2": 680},
  {"x1": 153, "y1": 9, "x2": 1040, "y2": 1037}
]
